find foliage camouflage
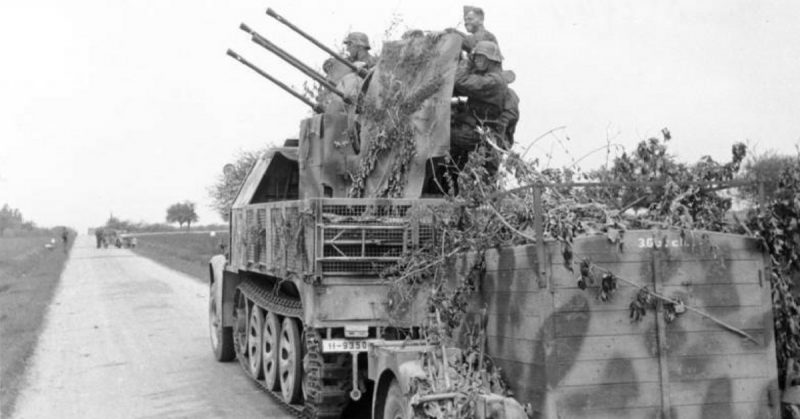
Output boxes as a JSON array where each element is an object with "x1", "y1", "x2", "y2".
[
  {"x1": 747, "y1": 154, "x2": 800, "y2": 399},
  {"x1": 349, "y1": 34, "x2": 446, "y2": 198},
  {"x1": 379, "y1": 128, "x2": 798, "y2": 417}
]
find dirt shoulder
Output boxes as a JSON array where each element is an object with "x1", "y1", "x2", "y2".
[{"x1": 0, "y1": 236, "x2": 72, "y2": 418}]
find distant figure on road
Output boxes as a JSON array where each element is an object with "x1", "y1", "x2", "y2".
[
  {"x1": 61, "y1": 228, "x2": 69, "y2": 252},
  {"x1": 95, "y1": 228, "x2": 104, "y2": 249}
]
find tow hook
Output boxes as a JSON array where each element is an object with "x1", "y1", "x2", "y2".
[{"x1": 350, "y1": 352, "x2": 361, "y2": 401}]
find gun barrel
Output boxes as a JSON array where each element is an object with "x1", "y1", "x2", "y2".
[
  {"x1": 226, "y1": 49, "x2": 323, "y2": 114},
  {"x1": 240, "y1": 24, "x2": 352, "y2": 105},
  {"x1": 265, "y1": 8, "x2": 367, "y2": 78}
]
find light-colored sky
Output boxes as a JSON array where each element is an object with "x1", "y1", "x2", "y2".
[{"x1": 1, "y1": 0, "x2": 799, "y2": 233}]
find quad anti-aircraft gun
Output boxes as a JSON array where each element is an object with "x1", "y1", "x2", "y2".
[{"x1": 211, "y1": 8, "x2": 464, "y2": 419}]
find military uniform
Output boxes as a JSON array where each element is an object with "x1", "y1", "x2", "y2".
[
  {"x1": 450, "y1": 42, "x2": 508, "y2": 168},
  {"x1": 462, "y1": 27, "x2": 498, "y2": 53},
  {"x1": 460, "y1": 6, "x2": 499, "y2": 53},
  {"x1": 343, "y1": 32, "x2": 377, "y2": 70},
  {"x1": 498, "y1": 87, "x2": 520, "y2": 149}
]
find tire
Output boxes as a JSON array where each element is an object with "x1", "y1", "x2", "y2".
[
  {"x1": 247, "y1": 306, "x2": 265, "y2": 379},
  {"x1": 383, "y1": 379, "x2": 408, "y2": 419},
  {"x1": 262, "y1": 312, "x2": 281, "y2": 391},
  {"x1": 209, "y1": 282, "x2": 234, "y2": 362},
  {"x1": 279, "y1": 317, "x2": 303, "y2": 404}
]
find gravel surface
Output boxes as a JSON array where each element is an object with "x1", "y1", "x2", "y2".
[{"x1": 12, "y1": 235, "x2": 291, "y2": 419}]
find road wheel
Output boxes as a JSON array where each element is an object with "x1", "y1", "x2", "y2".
[
  {"x1": 247, "y1": 306, "x2": 265, "y2": 379},
  {"x1": 383, "y1": 379, "x2": 408, "y2": 419},
  {"x1": 279, "y1": 317, "x2": 303, "y2": 404},
  {"x1": 208, "y1": 282, "x2": 234, "y2": 362},
  {"x1": 262, "y1": 312, "x2": 281, "y2": 390},
  {"x1": 232, "y1": 291, "x2": 248, "y2": 359}
]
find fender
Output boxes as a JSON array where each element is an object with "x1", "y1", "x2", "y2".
[{"x1": 209, "y1": 255, "x2": 242, "y2": 327}]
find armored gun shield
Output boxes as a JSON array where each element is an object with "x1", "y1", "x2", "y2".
[{"x1": 356, "y1": 33, "x2": 462, "y2": 198}]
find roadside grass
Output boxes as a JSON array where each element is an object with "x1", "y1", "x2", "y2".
[
  {"x1": 0, "y1": 236, "x2": 72, "y2": 418},
  {"x1": 131, "y1": 231, "x2": 229, "y2": 283}
]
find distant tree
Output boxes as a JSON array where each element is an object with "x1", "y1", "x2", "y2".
[
  {"x1": 208, "y1": 149, "x2": 265, "y2": 221},
  {"x1": 0, "y1": 204, "x2": 23, "y2": 236},
  {"x1": 166, "y1": 201, "x2": 199, "y2": 230}
]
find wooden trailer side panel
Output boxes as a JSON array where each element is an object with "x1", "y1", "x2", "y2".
[
  {"x1": 472, "y1": 231, "x2": 779, "y2": 419},
  {"x1": 548, "y1": 235, "x2": 662, "y2": 419},
  {"x1": 657, "y1": 233, "x2": 778, "y2": 419},
  {"x1": 469, "y1": 246, "x2": 552, "y2": 415}
]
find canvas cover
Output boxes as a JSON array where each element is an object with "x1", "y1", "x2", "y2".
[{"x1": 358, "y1": 33, "x2": 462, "y2": 198}]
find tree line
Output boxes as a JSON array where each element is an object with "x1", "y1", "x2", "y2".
[{"x1": 0, "y1": 204, "x2": 69, "y2": 238}]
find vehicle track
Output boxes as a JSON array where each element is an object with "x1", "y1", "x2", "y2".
[{"x1": 236, "y1": 278, "x2": 352, "y2": 419}]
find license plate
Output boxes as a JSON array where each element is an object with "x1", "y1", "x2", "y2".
[{"x1": 321, "y1": 339, "x2": 370, "y2": 353}]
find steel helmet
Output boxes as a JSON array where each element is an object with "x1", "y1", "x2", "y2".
[
  {"x1": 343, "y1": 32, "x2": 371, "y2": 49},
  {"x1": 471, "y1": 41, "x2": 503, "y2": 62}
]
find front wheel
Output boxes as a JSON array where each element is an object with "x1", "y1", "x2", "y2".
[
  {"x1": 209, "y1": 282, "x2": 234, "y2": 362},
  {"x1": 383, "y1": 379, "x2": 408, "y2": 419}
]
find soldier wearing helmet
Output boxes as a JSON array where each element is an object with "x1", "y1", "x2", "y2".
[
  {"x1": 450, "y1": 40, "x2": 509, "y2": 169},
  {"x1": 343, "y1": 32, "x2": 377, "y2": 70}
]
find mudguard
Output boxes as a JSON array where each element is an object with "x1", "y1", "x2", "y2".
[{"x1": 209, "y1": 254, "x2": 241, "y2": 327}]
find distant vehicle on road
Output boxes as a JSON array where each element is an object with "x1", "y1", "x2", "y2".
[{"x1": 120, "y1": 234, "x2": 137, "y2": 248}]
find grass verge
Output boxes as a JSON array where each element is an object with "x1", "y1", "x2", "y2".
[
  {"x1": 131, "y1": 231, "x2": 228, "y2": 283},
  {"x1": 0, "y1": 236, "x2": 72, "y2": 418}
]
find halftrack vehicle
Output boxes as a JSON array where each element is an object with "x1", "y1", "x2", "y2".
[{"x1": 210, "y1": 8, "x2": 781, "y2": 419}]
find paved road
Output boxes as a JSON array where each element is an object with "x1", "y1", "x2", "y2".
[{"x1": 13, "y1": 235, "x2": 291, "y2": 419}]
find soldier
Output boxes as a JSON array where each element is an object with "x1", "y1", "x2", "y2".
[
  {"x1": 450, "y1": 40, "x2": 508, "y2": 169},
  {"x1": 95, "y1": 227, "x2": 104, "y2": 249},
  {"x1": 343, "y1": 32, "x2": 377, "y2": 70},
  {"x1": 498, "y1": 87, "x2": 520, "y2": 150},
  {"x1": 448, "y1": 6, "x2": 499, "y2": 54},
  {"x1": 61, "y1": 227, "x2": 69, "y2": 253}
]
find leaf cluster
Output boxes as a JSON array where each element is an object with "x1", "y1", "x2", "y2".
[{"x1": 746, "y1": 154, "x2": 800, "y2": 389}]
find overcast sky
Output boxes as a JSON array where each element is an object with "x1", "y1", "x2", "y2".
[{"x1": 1, "y1": 0, "x2": 799, "y2": 233}]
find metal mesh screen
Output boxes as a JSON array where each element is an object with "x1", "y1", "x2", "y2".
[
  {"x1": 320, "y1": 260, "x2": 395, "y2": 276},
  {"x1": 321, "y1": 204, "x2": 411, "y2": 221}
]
